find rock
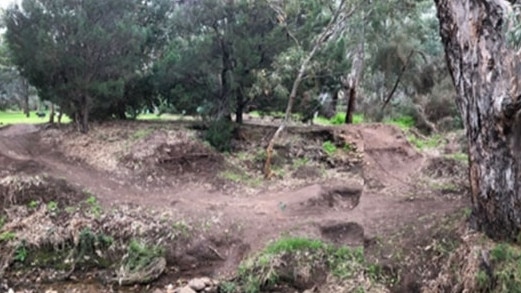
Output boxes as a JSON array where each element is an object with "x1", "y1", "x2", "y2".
[
  {"x1": 203, "y1": 287, "x2": 217, "y2": 293},
  {"x1": 166, "y1": 284, "x2": 175, "y2": 293},
  {"x1": 152, "y1": 289, "x2": 164, "y2": 293},
  {"x1": 188, "y1": 278, "x2": 206, "y2": 291},
  {"x1": 176, "y1": 286, "x2": 197, "y2": 293},
  {"x1": 200, "y1": 277, "x2": 212, "y2": 286}
]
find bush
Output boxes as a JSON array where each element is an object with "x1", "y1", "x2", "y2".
[{"x1": 205, "y1": 118, "x2": 234, "y2": 152}]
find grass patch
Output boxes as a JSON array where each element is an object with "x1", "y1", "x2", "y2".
[
  {"x1": 315, "y1": 113, "x2": 365, "y2": 126},
  {"x1": 322, "y1": 140, "x2": 337, "y2": 155},
  {"x1": 475, "y1": 243, "x2": 521, "y2": 292},
  {"x1": 219, "y1": 169, "x2": 262, "y2": 187},
  {"x1": 0, "y1": 231, "x2": 16, "y2": 242},
  {"x1": 234, "y1": 237, "x2": 387, "y2": 293},
  {"x1": 0, "y1": 111, "x2": 71, "y2": 125},
  {"x1": 445, "y1": 152, "x2": 468, "y2": 162},
  {"x1": 407, "y1": 134, "x2": 444, "y2": 150},
  {"x1": 122, "y1": 239, "x2": 163, "y2": 274},
  {"x1": 384, "y1": 115, "x2": 415, "y2": 130}
]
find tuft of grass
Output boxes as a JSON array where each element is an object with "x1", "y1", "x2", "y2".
[
  {"x1": 445, "y1": 152, "x2": 468, "y2": 162},
  {"x1": 475, "y1": 243, "x2": 521, "y2": 292},
  {"x1": 407, "y1": 134, "x2": 444, "y2": 150},
  {"x1": 28, "y1": 200, "x2": 39, "y2": 209},
  {"x1": 84, "y1": 195, "x2": 102, "y2": 217},
  {"x1": 0, "y1": 231, "x2": 16, "y2": 242},
  {"x1": 219, "y1": 169, "x2": 262, "y2": 187},
  {"x1": 322, "y1": 140, "x2": 337, "y2": 155},
  {"x1": 235, "y1": 237, "x2": 377, "y2": 293},
  {"x1": 47, "y1": 201, "x2": 58, "y2": 212},
  {"x1": 123, "y1": 239, "x2": 164, "y2": 273}
]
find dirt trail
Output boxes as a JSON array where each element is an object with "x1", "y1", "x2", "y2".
[{"x1": 0, "y1": 123, "x2": 467, "y2": 273}]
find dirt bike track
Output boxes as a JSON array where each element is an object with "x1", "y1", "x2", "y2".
[{"x1": 0, "y1": 122, "x2": 468, "y2": 277}]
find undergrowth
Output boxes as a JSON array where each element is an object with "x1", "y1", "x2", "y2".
[{"x1": 228, "y1": 237, "x2": 388, "y2": 293}]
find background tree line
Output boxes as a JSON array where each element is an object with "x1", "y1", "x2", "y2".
[{"x1": 0, "y1": 0, "x2": 459, "y2": 135}]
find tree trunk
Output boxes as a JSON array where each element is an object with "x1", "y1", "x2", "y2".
[
  {"x1": 22, "y1": 79, "x2": 30, "y2": 118},
  {"x1": 79, "y1": 95, "x2": 89, "y2": 133},
  {"x1": 344, "y1": 87, "x2": 356, "y2": 124},
  {"x1": 263, "y1": 0, "x2": 355, "y2": 178},
  {"x1": 435, "y1": 0, "x2": 521, "y2": 240},
  {"x1": 342, "y1": 34, "x2": 365, "y2": 125},
  {"x1": 49, "y1": 103, "x2": 55, "y2": 124},
  {"x1": 235, "y1": 90, "x2": 244, "y2": 124}
]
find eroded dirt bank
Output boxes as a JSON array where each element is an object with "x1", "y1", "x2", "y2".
[{"x1": 0, "y1": 122, "x2": 469, "y2": 292}]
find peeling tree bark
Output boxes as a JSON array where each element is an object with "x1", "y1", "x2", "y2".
[{"x1": 435, "y1": 0, "x2": 521, "y2": 240}]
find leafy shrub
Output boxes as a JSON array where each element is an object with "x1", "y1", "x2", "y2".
[{"x1": 205, "y1": 118, "x2": 234, "y2": 152}]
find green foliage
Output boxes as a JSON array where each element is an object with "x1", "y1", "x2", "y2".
[
  {"x1": 14, "y1": 243, "x2": 28, "y2": 263},
  {"x1": 84, "y1": 196, "x2": 102, "y2": 217},
  {"x1": 28, "y1": 200, "x2": 38, "y2": 209},
  {"x1": 46, "y1": 201, "x2": 58, "y2": 212},
  {"x1": 236, "y1": 237, "x2": 372, "y2": 292},
  {"x1": 384, "y1": 115, "x2": 415, "y2": 130},
  {"x1": 477, "y1": 243, "x2": 521, "y2": 292},
  {"x1": 123, "y1": 239, "x2": 163, "y2": 273},
  {"x1": 322, "y1": 141, "x2": 337, "y2": 155},
  {"x1": 0, "y1": 231, "x2": 16, "y2": 242},
  {"x1": 407, "y1": 134, "x2": 443, "y2": 150},
  {"x1": 205, "y1": 119, "x2": 234, "y2": 152},
  {"x1": 220, "y1": 281, "x2": 238, "y2": 293},
  {"x1": 3, "y1": 0, "x2": 171, "y2": 130}
]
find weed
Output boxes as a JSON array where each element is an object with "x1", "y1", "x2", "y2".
[
  {"x1": 0, "y1": 231, "x2": 16, "y2": 242},
  {"x1": 0, "y1": 217, "x2": 4, "y2": 229},
  {"x1": 123, "y1": 239, "x2": 163, "y2": 273},
  {"x1": 293, "y1": 157, "x2": 309, "y2": 168},
  {"x1": 84, "y1": 196, "x2": 102, "y2": 217},
  {"x1": 172, "y1": 220, "x2": 191, "y2": 238},
  {"x1": 14, "y1": 243, "x2": 28, "y2": 262},
  {"x1": 47, "y1": 201, "x2": 58, "y2": 212},
  {"x1": 476, "y1": 269, "x2": 490, "y2": 288},
  {"x1": 220, "y1": 281, "x2": 238, "y2": 293},
  {"x1": 343, "y1": 142, "x2": 353, "y2": 152},
  {"x1": 28, "y1": 200, "x2": 39, "y2": 209},
  {"x1": 322, "y1": 140, "x2": 337, "y2": 155}
]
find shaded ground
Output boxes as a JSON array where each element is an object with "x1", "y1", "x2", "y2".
[{"x1": 0, "y1": 121, "x2": 469, "y2": 292}]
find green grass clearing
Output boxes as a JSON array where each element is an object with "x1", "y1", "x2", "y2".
[{"x1": 0, "y1": 111, "x2": 71, "y2": 125}]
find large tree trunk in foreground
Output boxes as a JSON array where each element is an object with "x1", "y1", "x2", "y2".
[{"x1": 435, "y1": 0, "x2": 521, "y2": 240}]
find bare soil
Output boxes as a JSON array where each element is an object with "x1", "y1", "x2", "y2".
[{"x1": 0, "y1": 121, "x2": 469, "y2": 292}]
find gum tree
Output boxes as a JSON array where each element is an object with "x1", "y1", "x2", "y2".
[{"x1": 434, "y1": 0, "x2": 521, "y2": 240}]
